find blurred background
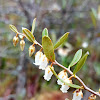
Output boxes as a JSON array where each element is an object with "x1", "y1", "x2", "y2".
[{"x1": 0, "y1": 0, "x2": 100, "y2": 100}]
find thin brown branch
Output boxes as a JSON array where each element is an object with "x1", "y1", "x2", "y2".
[
  {"x1": 54, "y1": 60, "x2": 100, "y2": 97},
  {"x1": 27, "y1": 38, "x2": 100, "y2": 97}
]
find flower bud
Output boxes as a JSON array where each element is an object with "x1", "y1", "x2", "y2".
[
  {"x1": 20, "y1": 40, "x2": 25, "y2": 51},
  {"x1": 13, "y1": 36, "x2": 19, "y2": 46},
  {"x1": 29, "y1": 45, "x2": 35, "y2": 57}
]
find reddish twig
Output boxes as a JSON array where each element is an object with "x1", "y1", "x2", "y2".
[{"x1": 54, "y1": 60, "x2": 100, "y2": 97}]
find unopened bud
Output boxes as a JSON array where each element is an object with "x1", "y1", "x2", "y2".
[
  {"x1": 20, "y1": 40, "x2": 25, "y2": 51},
  {"x1": 29, "y1": 45, "x2": 35, "y2": 57},
  {"x1": 13, "y1": 36, "x2": 19, "y2": 46},
  {"x1": 88, "y1": 94, "x2": 96, "y2": 100}
]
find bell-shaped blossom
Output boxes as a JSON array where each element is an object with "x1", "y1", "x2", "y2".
[
  {"x1": 88, "y1": 94, "x2": 96, "y2": 100},
  {"x1": 43, "y1": 65, "x2": 54, "y2": 81},
  {"x1": 34, "y1": 51, "x2": 43, "y2": 65},
  {"x1": 57, "y1": 70, "x2": 68, "y2": 85},
  {"x1": 39, "y1": 54, "x2": 48, "y2": 70},
  {"x1": 72, "y1": 89, "x2": 83, "y2": 100},
  {"x1": 60, "y1": 78, "x2": 72, "y2": 93}
]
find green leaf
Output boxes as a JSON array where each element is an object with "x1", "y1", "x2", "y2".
[
  {"x1": 69, "y1": 49, "x2": 82, "y2": 67},
  {"x1": 42, "y1": 28, "x2": 48, "y2": 37},
  {"x1": 91, "y1": 8, "x2": 97, "y2": 18},
  {"x1": 90, "y1": 8, "x2": 97, "y2": 28},
  {"x1": 31, "y1": 18, "x2": 36, "y2": 34},
  {"x1": 50, "y1": 67, "x2": 81, "y2": 89},
  {"x1": 66, "y1": 82, "x2": 81, "y2": 89},
  {"x1": 9, "y1": 24, "x2": 19, "y2": 33},
  {"x1": 22, "y1": 27, "x2": 35, "y2": 42},
  {"x1": 42, "y1": 36, "x2": 55, "y2": 61},
  {"x1": 54, "y1": 32, "x2": 69, "y2": 49},
  {"x1": 73, "y1": 52, "x2": 89, "y2": 74}
]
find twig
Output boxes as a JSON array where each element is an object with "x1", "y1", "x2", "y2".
[
  {"x1": 54, "y1": 60, "x2": 100, "y2": 97},
  {"x1": 23, "y1": 33, "x2": 100, "y2": 97}
]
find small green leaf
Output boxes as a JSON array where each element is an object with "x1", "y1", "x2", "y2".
[
  {"x1": 73, "y1": 52, "x2": 89, "y2": 74},
  {"x1": 90, "y1": 8, "x2": 97, "y2": 28},
  {"x1": 50, "y1": 67, "x2": 81, "y2": 89},
  {"x1": 9, "y1": 24, "x2": 18, "y2": 33},
  {"x1": 42, "y1": 28, "x2": 48, "y2": 37},
  {"x1": 22, "y1": 27, "x2": 35, "y2": 42},
  {"x1": 91, "y1": 8, "x2": 97, "y2": 18},
  {"x1": 54, "y1": 32, "x2": 69, "y2": 49},
  {"x1": 31, "y1": 18, "x2": 36, "y2": 34},
  {"x1": 42, "y1": 36, "x2": 55, "y2": 61},
  {"x1": 66, "y1": 82, "x2": 81, "y2": 89},
  {"x1": 69, "y1": 49, "x2": 82, "y2": 67}
]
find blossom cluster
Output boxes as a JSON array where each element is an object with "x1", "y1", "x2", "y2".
[
  {"x1": 10, "y1": 23, "x2": 98, "y2": 100},
  {"x1": 34, "y1": 50, "x2": 54, "y2": 81},
  {"x1": 33, "y1": 49, "x2": 83, "y2": 100}
]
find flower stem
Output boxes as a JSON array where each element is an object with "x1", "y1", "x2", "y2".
[
  {"x1": 50, "y1": 67, "x2": 81, "y2": 89},
  {"x1": 54, "y1": 60, "x2": 100, "y2": 97}
]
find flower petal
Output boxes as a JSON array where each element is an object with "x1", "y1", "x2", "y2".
[{"x1": 43, "y1": 65, "x2": 54, "y2": 81}]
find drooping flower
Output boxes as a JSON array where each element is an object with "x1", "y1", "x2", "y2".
[
  {"x1": 72, "y1": 89, "x2": 83, "y2": 100},
  {"x1": 20, "y1": 40, "x2": 25, "y2": 51},
  {"x1": 60, "y1": 78, "x2": 72, "y2": 93},
  {"x1": 88, "y1": 94, "x2": 96, "y2": 100},
  {"x1": 29, "y1": 45, "x2": 35, "y2": 57},
  {"x1": 34, "y1": 51, "x2": 43, "y2": 65},
  {"x1": 13, "y1": 36, "x2": 19, "y2": 46},
  {"x1": 39, "y1": 54, "x2": 48, "y2": 70},
  {"x1": 43, "y1": 65, "x2": 54, "y2": 81},
  {"x1": 57, "y1": 70, "x2": 68, "y2": 85}
]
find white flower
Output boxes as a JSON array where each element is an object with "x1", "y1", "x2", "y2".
[
  {"x1": 82, "y1": 42, "x2": 88, "y2": 48},
  {"x1": 72, "y1": 89, "x2": 83, "y2": 100},
  {"x1": 34, "y1": 51, "x2": 43, "y2": 65},
  {"x1": 43, "y1": 65, "x2": 54, "y2": 81},
  {"x1": 58, "y1": 48, "x2": 70, "y2": 57},
  {"x1": 39, "y1": 54, "x2": 48, "y2": 70},
  {"x1": 57, "y1": 70, "x2": 68, "y2": 85},
  {"x1": 60, "y1": 78, "x2": 72, "y2": 93}
]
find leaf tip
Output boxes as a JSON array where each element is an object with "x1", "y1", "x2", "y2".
[
  {"x1": 66, "y1": 32, "x2": 70, "y2": 35},
  {"x1": 9, "y1": 24, "x2": 12, "y2": 27},
  {"x1": 22, "y1": 27, "x2": 26, "y2": 30},
  {"x1": 44, "y1": 28, "x2": 48, "y2": 31},
  {"x1": 80, "y1": 49, "x2": 82, "y2": 52},
  {"x1": 87, "y1": 51, "x2": 89, "y2": 55},
  {"x1": 34, "y1": 18, "x2": 37, "y2": 21}
]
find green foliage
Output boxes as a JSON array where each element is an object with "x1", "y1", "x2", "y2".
[
  {"x1": 69, "y1": 49, "x2": 82, "y2": 68},
  {"x1": 9, "y1": 24, "x2": 19, "y2": 33},
  {"x1": 42, "y1": 36, "x2": 55, "y2": 61},
  {"x1": 22, "y1": 27, "x2": 35, "y2": 42},
  {"x1": 54, "y1": 32, "x2": 69, "y2": 49},
  {"x1": 31, "y1": 18, "x2": 36, "y2": 34},
  {"x1": 91, "y1": 8, "x2": 97, "y2": 18},
  {"x1": 73, "y1": 52, "x2": 89, "y2": 74},
  {"x1": 90, "y1": 8, "x2": 97, "y2": 27},
  {"x1": 42, "y1": 28, "x2": 48, "y2": 37}
]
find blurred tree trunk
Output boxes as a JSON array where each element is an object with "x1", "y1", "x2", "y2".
[{"x1": 16, "y1": 52, "x2": 27, "y2": 100}]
